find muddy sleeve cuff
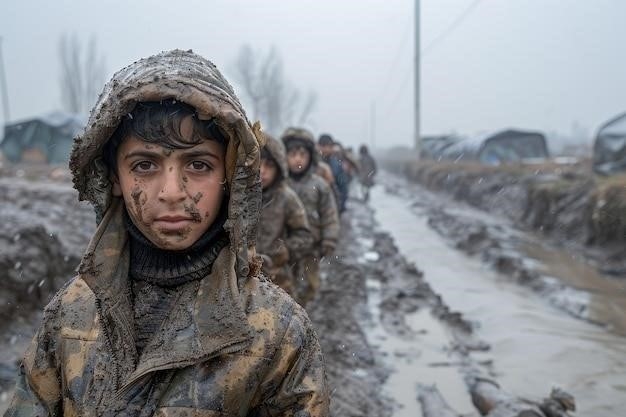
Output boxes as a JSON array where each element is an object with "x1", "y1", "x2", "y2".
[
  {"x1": 5, "y1": 295, "x2": 63, "y2": 417},
  {"x1": 254, "y1": 309, "x2": 330, "y2": 416}
]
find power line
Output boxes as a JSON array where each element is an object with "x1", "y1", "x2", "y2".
[
  {"x1": 384, "y1": 0, "x2": 485, "y2": 116},
  {"x1": 421, "y1": 0, "x2": 484, "y2": 57},
  {"x1": 378, "y1": 16, "x2": 412, "y2": 100}
]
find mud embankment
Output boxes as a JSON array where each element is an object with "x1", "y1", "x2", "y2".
[
  {"x1": 0, "y1": 177, "x2": 94, "y2": 324},
  {"x1": 385, "y1": 159, "x2": 626, "y2": 277}
]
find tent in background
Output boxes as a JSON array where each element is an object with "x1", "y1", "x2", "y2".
[
  {"x1": 0, "y1": 111, "x2": 85, "y2": 164},
  {"x1": 422, "y1": 129, "x2": 549, "y2": 165},
  {"x1": 593, "y1": 112, "x2": 626, "y2": 175}
]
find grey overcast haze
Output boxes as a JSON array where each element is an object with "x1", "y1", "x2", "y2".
[{"x1": 1, "y1": 0, "x2": 625, "y2": 149}]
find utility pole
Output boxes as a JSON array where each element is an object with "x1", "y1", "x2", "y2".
[
  {"x1": 370, "y1": 101, "x2": 376, "y2": 149},
  {"x1": 414, "y1": 0, "x2": 421, "y2": 154},
  {"x1": 0, "y1": 37, "x2": 10, "y2": 126}
]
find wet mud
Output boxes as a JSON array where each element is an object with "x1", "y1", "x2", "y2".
[
  {"x1": 372, "y1": 172, "x2": 626, "y2": 416},
  {"x1": 0, "y1": 173, "x2": 94, "y2": 410},
  {"x1": 312, "y1": 195, "x2": 564, "y2": 416},
  {"x1": 380, "y1": 163, "x2": 626, "y2": 336},
  {"x1": 387, "y1": 159, "x2": 626, "y2": 277}
]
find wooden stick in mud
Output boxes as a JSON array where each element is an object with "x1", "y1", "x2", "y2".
[
  {"x1": 470, "y1": 378, "x2": 543, "y2": 417},
  {"x1": 417, "y1": 384, "x2": 463, "y2": 417}
]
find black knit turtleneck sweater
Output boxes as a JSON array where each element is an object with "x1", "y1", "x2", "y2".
[{"x1": 124, "y1": 208, "x2": 229, "y2": 354}]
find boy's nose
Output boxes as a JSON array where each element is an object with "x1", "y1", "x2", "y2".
[{"x1": 158, "y1": 169, "x2": 187, "y2": 203}]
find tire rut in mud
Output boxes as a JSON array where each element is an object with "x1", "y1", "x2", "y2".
[{"x1": 308, "y1": 198, "x2": 486, "y2": 416}]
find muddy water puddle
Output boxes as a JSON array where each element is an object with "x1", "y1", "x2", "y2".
[
  {"x1": 354, "y1": 235, "x2": 474, "y2": 416},
  {"x1": 370, "y1": 180, "x2": 626, "y2": 417}
]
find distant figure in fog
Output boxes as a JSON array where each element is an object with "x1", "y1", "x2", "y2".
[
  {"x1": 318, "y1": 133, "x2": 349, "y2": 213},
  {"x1": 258, "y1": 134, "x2": 313, "y2": 301},
  {"x1": 282, "y1": 127, "x2": 340, "y2": 306},
  {"x1": 358, "y1": 144, "x2": 377, "y2": 201}
]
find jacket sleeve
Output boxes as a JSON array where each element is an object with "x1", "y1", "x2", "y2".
[
  {"x1": 284, "y1": 190, "x2": 314, "y2": 261},
  {"x1": 5, "y1": 297, "x2": 63, "y2": 417},
  {"x1": 317, "y1": 180, "x2": 340, "y2": 251},
  {"x1": 253, "y1": 310, "x2": 329, "y2": 417}
]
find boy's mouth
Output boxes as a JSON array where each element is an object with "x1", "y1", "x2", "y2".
[{"x1": 154, "y1": 215, "x2": 195, "y2": 231}]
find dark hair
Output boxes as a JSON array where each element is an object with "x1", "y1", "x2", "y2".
[
  {"x1": 318, "y1": 134, "x2": 334, "y2": 146},
  {"x1": 103, "y1": 99, "x2": 228, "y2": 172},
  {"x1": 284, "y1": 138, "x2": 311, "y2": 154}
]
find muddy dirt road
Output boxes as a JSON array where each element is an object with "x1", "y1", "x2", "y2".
[{"x1": 372, "y1": 172, "x2": 626, "y2": 416}]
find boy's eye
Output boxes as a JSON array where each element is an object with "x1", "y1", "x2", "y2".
[
  {"x1": 132, "y1": 161, "x2": 157, "y2": 172},
  {"x1": 189, "y1": 161, "x2": 212, "y2": 171}
]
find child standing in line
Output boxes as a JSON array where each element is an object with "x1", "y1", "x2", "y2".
[
  {"x1": 281, "y1": 127, "x2": 339, "y2": 307},
  {"x1": 257, "y1": 134, "x2": 313, "y2": 301}
]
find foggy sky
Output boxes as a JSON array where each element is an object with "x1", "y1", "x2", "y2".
[{"x1": 1, "y1": 0, "x2": 625, "y2": 149}]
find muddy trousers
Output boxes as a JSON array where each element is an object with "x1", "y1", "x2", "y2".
[{"x1": 295, "y1": 254, "x2": 320, "y2": 307}]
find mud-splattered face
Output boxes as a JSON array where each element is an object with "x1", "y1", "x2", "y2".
[
  {"x1": 287, "y1": 147, "x2": 311, "y2": 175},
  {"x1": 260, "y1": 158, "x2": 278, "y2": 190},
  {"x1": 112, "y1": 134, "x2": 226, "y2": 251}
]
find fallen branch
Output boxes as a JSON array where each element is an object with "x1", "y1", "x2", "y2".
[
  {"x1": 417, "y1": 384, "x2": 463, "y2": 417},
  {"x1": 468, "y1": 377, "x2": 575, "y2": 417}
]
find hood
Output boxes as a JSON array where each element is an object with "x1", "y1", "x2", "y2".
[
  {"x1": 69, "y1": 49, "x2": 264, "y2": 277},
  {"x1": 280, "y1": 127, "x2": 319, "y2": 171},
  {"x1": 262, "y1": 133, "x2": 288, "y2": 180}
]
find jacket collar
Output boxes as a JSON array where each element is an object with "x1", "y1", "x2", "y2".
[{"x1": 78, "y1": 198, "x2": 254, "y2": 391}]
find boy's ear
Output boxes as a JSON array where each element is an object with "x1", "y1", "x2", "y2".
[{"x1": 110, "y1": 174, "x2": 122, "y2": 197}]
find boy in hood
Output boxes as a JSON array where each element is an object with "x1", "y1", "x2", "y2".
[
  {"x1": 281, "y1": 127, "x2": 339, "y2": 307},
  {"x1": 6, "y1": 50, "x2": 328, "y2": 417},
  {"x1": 318, "y1": 134, "x2": 349, "y2": 214},
  {"x1": 257, "y1": 134, "x2": 313, "y2": 300}
]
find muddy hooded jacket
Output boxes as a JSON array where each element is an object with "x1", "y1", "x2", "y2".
[
  {"x1": 257, "y1": 135, "x2": 313, "y2": 287},
  {"x1": 281, "y1": 128, "x2": 339, "y2": 255},
  {"x1": 6, "y1": 50, "x2": 328, "y2": 417}
]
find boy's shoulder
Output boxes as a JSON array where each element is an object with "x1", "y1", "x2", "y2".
[
  {"x1": 37, "y1": 276, "x2": 98, "y2": 336},
  {"x1": 241, "y1": 273, "x2": 312, "y2": 336}
]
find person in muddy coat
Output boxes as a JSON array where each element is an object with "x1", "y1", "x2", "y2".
[
  {"x1": 281, "y1": 127, "x2": 340, "y2": 306},
  {"x1": 257, "y1": 133, "x2": 313, "y2": 300},
  {"x1": 358, "y1": 144, "x2": 377, "y2": 201},
  {"x1": 318, "y1": 134, "x2": 349, "y2": 214},
  {"x1": 5, "y1": 50, "x2": 329, "y2": 417}
]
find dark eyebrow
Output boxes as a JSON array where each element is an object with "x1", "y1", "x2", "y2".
[
  {"x1": 123, "y1": 150, "x2": 162, "y2": 160},
  {"x1": 180, "y1": 150, "x2": 222, "y2": 161}
]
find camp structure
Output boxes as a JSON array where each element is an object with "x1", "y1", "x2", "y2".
[
  {"x1": 419, "y1": 134, "x2": 462, "y2": 160},
  {"x1": 422, "y1": 129, "x2": 549, "y2": 165},
  {"x1": 593, "y1": 112, "x2": 626, "y2": 175},
  {"x1": 0, "y1": 112, "x2": 85, "y2": 164}
]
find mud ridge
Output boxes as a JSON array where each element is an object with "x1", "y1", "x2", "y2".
[{"x1": 385, "y1": 159, "x2": 626, "y2": 277}]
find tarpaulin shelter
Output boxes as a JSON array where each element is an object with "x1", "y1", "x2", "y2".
[
  {"x1": 0, "y1": 112, "x2": 85, "y2": 164},
  {"x1": 593, "y1": 112, "x2": 626, "y2": 175},
  {"x1": 433, "y1": 129, "x2": 549, "y2": 165},
  {"x1": 419, "y1": 135, "x2": 461, "y2": 160}
]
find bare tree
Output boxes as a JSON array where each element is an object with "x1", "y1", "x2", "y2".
[
  {"x1": 58, "y1": 34, "x2": 106, "y2": 115},
  {"x1": 231, "y1": 44, "x2": 317, "y2": 135}
]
